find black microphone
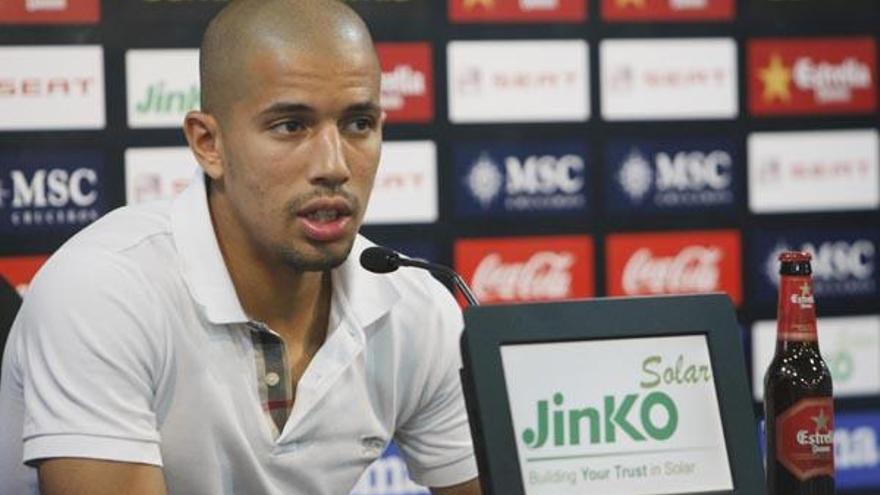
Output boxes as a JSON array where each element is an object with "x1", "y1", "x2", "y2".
[{"x1": 360, "y1": 246, "x2": 480, "y2": 306}]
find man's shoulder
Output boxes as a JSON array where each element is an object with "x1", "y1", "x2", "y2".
[
  {"x1": 28, "y1": 201, "x2": 177, "y2": 304},
  {"x1": 63, "y1": 200, "x2": 174, "y2": 257}
]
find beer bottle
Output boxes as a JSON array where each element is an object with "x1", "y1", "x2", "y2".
[{"x1": 764, "y1": 251, "x2": 835, "y2": 494}]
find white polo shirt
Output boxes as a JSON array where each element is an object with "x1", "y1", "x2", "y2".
[{"x1": 0, "y1": 172, "x2": 477, "y2": 495}]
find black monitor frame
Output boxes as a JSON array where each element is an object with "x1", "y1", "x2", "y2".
[{"x1": 459, "y1": 293, "x2": 765, "y2": 495}]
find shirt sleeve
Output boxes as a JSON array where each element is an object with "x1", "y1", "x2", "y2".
[
  {"x1": 16, "y1": 247, "x2": 166, "y2": 467},
  {"x1": 393, "y1": 276, "x2": 478, "y2": 488}
]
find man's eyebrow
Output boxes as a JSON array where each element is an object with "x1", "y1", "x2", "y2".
[
  {"x1": 344, "y1": 102, "x2": 383, "y2": 115},
  {"x1": 257, "y1": 102, "x2": 315, "y2": 119},
  {"x1": 256, "y1": 102, "x2": 382, "y2": 119}
]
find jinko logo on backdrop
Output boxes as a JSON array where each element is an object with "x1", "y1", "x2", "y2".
[
  {"x1": 752, "y1": 317, "x2": 880, "y2": 400},
  {"x1": 126, "y1": 49, "x2": 200, "y2": 129},
  {"x1": 605, "y1": 138, "x2": 739, "y2": 216},
  {"x1": 454, "y1": 140, "x2": 589, "y2": 218},
  {"x1": 0, "y1": 151, "x2": 106, "y2": 235}
]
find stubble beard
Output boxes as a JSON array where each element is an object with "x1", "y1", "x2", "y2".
[
  {"x1": 279, "y1": 187, "x2": 362, "y2": 272},
  {"x1": 278, "y1": 238, "x2": 355, "y2": 272}
]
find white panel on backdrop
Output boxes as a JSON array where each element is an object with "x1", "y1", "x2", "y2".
[
  {"x1": 126, "y1": 49, "x2": 200, "y2": 129},
  {"x1": 751, "y1": 316, "x2": 880, "y2": 400},
  {"x1": 447, "y1": 40, "x2": 589, "y2": 123},
  {"x1": 124, "y1": 147, "x2": 199, "y2": 205},
  {"x1": 363, "y1": 141, "x2": 437, "y2": 225},
  {"x1": 600, "y1": 38, "x2": 738, "y2": 121},
  {"x1": 0, "y1": 46, "x2": 105, "y2": 130},
  {"x1": 748, "y1": 129, "x2": 880, "y2": 213}
]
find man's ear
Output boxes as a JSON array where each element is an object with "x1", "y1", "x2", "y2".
[{"x1": 183, "y1": 110, "x2": 225, "y2": 181}]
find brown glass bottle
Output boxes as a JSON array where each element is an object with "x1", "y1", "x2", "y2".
[{"x1": 764, "y1": 252, "x2": 835, "y2": 495}]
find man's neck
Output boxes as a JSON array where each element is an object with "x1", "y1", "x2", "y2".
[{"x1": 207, "y1": 190, "x2": 332, "y2": 342}]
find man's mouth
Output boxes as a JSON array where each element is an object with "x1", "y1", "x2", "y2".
[
  {"x1": 296, "y1": 197, "x2": 355, "y2": 242},
  {"x1": 306, "y1": 209, "x2": 342, "y2": 222}
]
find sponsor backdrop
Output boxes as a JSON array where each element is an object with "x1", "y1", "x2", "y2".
[{"x1": 1, "y1": 0, "x2": 878, "y2": 493}]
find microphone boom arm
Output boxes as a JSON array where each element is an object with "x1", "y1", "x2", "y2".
[{"x1": 399, "y1": 258, "x2": 480, "y2": 307}]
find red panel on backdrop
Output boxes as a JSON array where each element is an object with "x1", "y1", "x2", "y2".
[
  {"x1": 749, "y1": 37, "x2": 877, "y2": 116},
  {"x1": 449, "y1": 0, "x2": 587, "y2": 23},
  {"x1": 376, "y1": 43, "x2": 434, "y2": 124},
  {"x1": 0, "y1": 0, "x2": 99, "y2": 24},
  {"x1": 606, "y1": 230, "x2": 742, "y2": 305},
  {"x1": 454, "y1": 235, "x2": 594, "y2": 305},
  {"x1": 601, "y1": 0, "x2": 734, "y2": 22},
  {"x1": 0, "y1": 255, "x2": 48, "y2": 295}
]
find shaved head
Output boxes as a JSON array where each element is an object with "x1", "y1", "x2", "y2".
[{"x1": 200, "y1": 0, "x2": 379, "y2": 119}]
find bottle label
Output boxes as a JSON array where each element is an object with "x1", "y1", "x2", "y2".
[
  {"x1": 776, "y1": 397, "x2": 835, "y2": 481},
  {"x1": 778, "y1": 275, "x2": 818, "y2": 341}
]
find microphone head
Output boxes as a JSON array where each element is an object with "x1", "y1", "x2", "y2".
[{"x1": 360, "y1": 246, "x2": 401, "y2": 274}]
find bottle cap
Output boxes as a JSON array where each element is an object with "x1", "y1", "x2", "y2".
[{"x1": 778, "y1": 251, "x2": 812, "y2": 263}]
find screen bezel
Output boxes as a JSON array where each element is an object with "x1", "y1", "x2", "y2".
[{"x1": 460, "y1": 293, "x2": 764, "y2": 495}]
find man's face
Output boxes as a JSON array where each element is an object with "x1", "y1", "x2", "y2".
[{"x1": 215, "y1": 42, "x2": 383, "y2": 271}]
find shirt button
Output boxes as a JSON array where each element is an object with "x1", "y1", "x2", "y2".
[{"x1": 265, "y1": 372, "x2": 280, "y2": 387}]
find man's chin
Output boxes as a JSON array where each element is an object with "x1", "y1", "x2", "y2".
[{"x1": 280, "y1": 239, "x2": 355, "y2": 272}]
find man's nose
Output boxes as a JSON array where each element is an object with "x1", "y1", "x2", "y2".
[{"x1": 308, "y1": 123, "x2": 351, "y2": 187}]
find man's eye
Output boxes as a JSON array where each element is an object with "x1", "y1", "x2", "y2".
[
  {"x1": 344, "y1": 117, "x2": 375, "y2": 134},
  {"x1": 271, "y1": 120, "x2": 305, "y2": 134}
]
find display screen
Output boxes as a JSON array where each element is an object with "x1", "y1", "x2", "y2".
[{"x1": 500, "y1": 334, "x2": 734, "y2": 495}]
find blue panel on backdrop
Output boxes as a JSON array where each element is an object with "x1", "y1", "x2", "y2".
[
  {"x1": 0, "y1": 151, "x2": 106, "y2": 237},
  {"x1": 836, "y1": 412, "x2": 880, "y2": 490},
  {"x1": 349, "y1": 442, "x2": 430, "y2": 495},
  {"x1": 454, "y1": 140, "x2": 589, "y2": 218},
  {"x1": 605, "y1": 138, "x2": 739, "y2": 216},
  {"x1": 751, "y1": 229, "x2": 879, "y2": 306}
]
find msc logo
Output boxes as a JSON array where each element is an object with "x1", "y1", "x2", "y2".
[
  {"x1": 466, "y1": 153, "x2": 584, "y2": 201},
  {"x1": 763, "y1": 238, "x2": 876, "y2": 297},
  {"x1": 457, "y1": 142, "x2": 588, "y2": 216},
  {"x1": 611, "y1": 140, "x2": 736, "y2": 213},
  {"x1": 0, "y1": 152, "x2": 104, "y2": 232},
  {"x1": 0, "y1": 168, "x2": 98, "y2": 227}
]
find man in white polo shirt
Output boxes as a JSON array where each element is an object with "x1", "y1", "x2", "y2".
[{"x1": 0, "y1": 1, "x2": 481, "y2": 494}]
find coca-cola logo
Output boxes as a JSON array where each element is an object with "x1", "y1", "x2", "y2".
[
  {"x1": 472, "y1": 252, "x2": 574, "y2": 301},
  {"x1": 622, "y1": 246, "x2": 721, "y2": 295},
  {"x1": 607, "y1": 230, "x2": 741, "y2": 304},
  {"x1": 456, "y1": 235, "x2": 594, "y2": 304}
]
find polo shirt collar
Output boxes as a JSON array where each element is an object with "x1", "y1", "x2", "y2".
[
  {"x1": 331, "y1": 235, "x2": 401, "y2": 331},
  {"x1": 172, "y1": 171, "x2": 249, "y2": 325},
  {"x1": 171, "y1": 170, "x2": 400, "y2": 329}
]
